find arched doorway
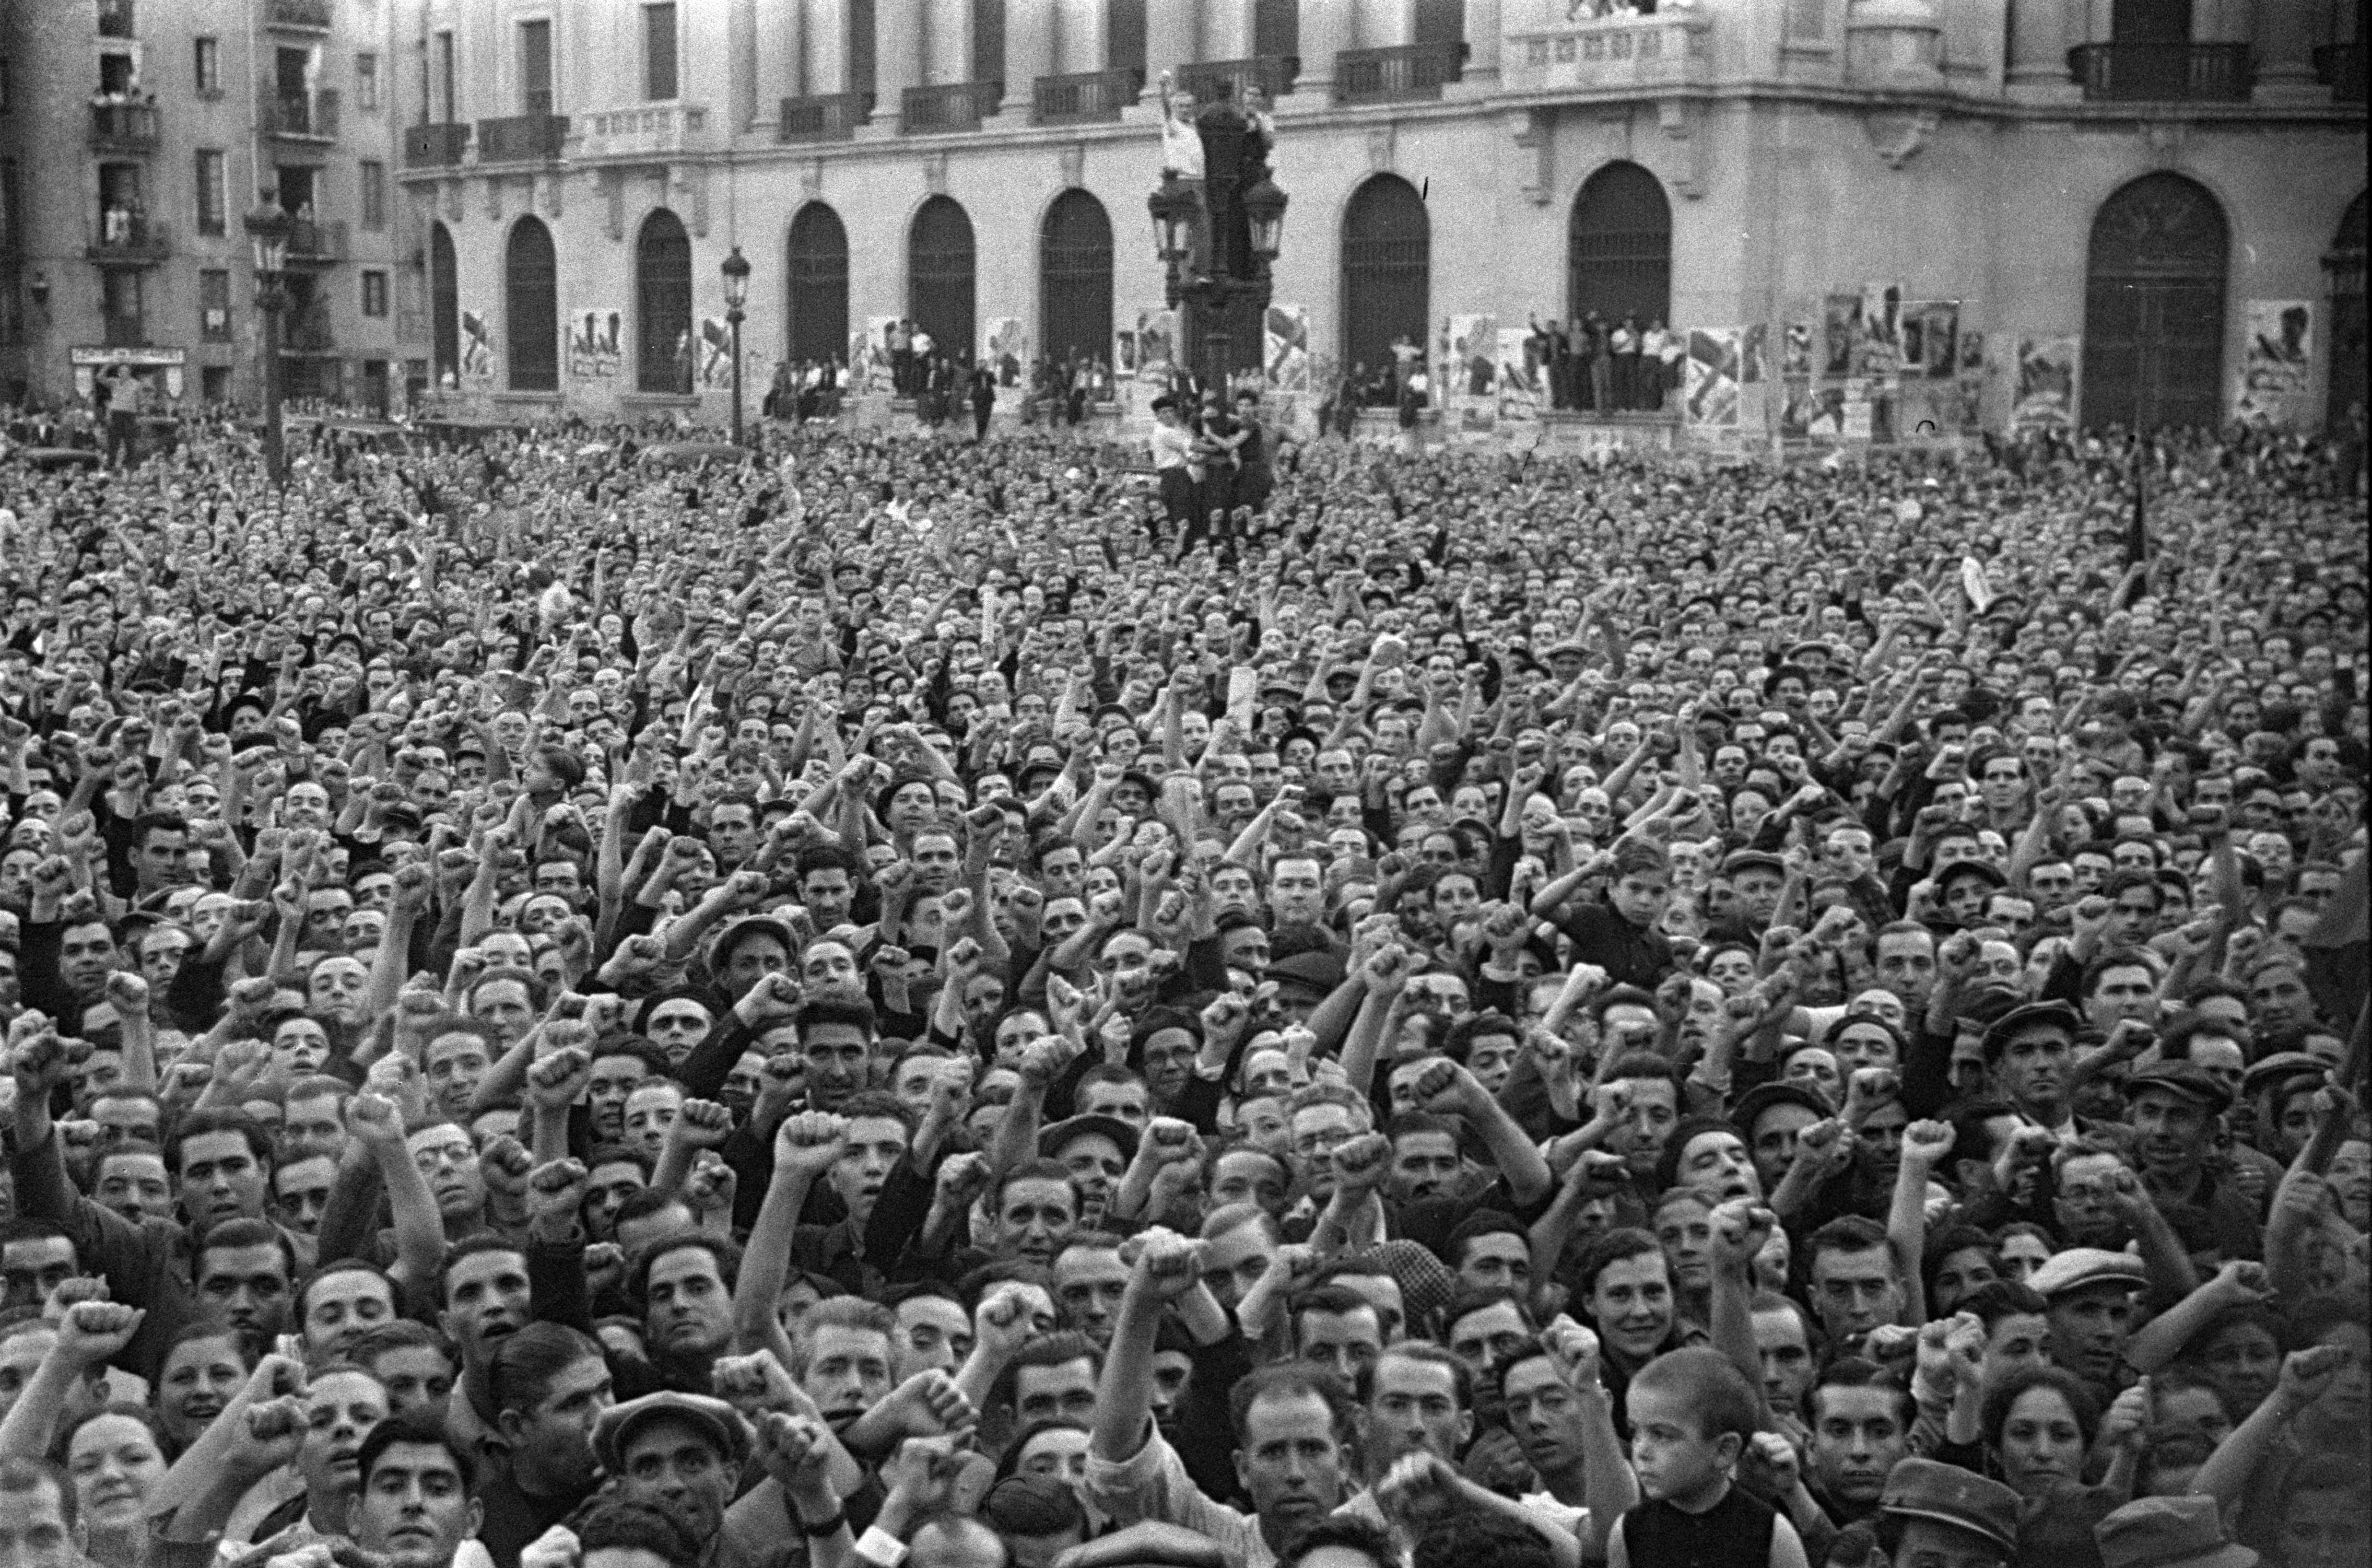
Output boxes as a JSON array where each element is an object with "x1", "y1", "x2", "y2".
[
  {"x1": 1040, "y1": 189, "x2": 1113, "y2": 369},
  {"x1": 1340, "y1": 174, "x2": 1429, "y2": 397},
  {"x1": 2325, "y1": 192, "x2": 2365, "y2": 431},
  {"x1": 786, "y1": 202, "x2": 849, "y2": 365},
  {"x1": 2080, "y1": 172, "x2": 2228, "y2": 431},
  {"x1": 909, "y1": 196, "x2": 975, "y2": 366},
  {"x1": 504, "y1": 216, "x2": 558, "y2": 392},
  {"x1": 635, "y1": 208, "x2": 694, "y2": 394},
  {"x1": 429, "y1": 222, "x2": 459, "y2": 386},
  {"x1": 1568, "y1": 162, "x2": 1671, "y2": 329}
]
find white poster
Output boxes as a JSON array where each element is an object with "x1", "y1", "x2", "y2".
[
  {"x1": 2234, "y1": 299, "x2": 2313, "y2": 427},
  {"x1": 1494, "y1": 326, "x2": 1542, "y2": 421},
  {"x1": 982, "y1": 318, "x2": 1026, "y2": 386},
  {"x1": 1264, "y1": 304, "x2": 1310, "y2": 392},
  {"x1": 567, "y1": 309, "x2": 622, "y2": 381}
]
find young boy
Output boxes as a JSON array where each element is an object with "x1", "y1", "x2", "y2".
[
  {"x1": 1610, "y1": 1347, "x2": 1809, "y2": 1568},
  {"x1": 1537, "y1": 838, "x2": 1676, "y2": 990}
]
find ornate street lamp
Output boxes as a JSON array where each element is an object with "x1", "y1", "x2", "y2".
[
  {"x1": 243, "y1": 195, "x2": 293, "y2": 485},
  {"x1": 721, "y1": 246, "x2": 751, "y2": 445},
  {"x1": 1146, "y1": 98, "x2": 1285, "y2": 398}
]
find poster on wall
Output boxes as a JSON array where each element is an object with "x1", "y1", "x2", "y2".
[
  {"x1": 1821, "y1": 295, "x2": 1861, "y2": 376},
  {"x1": 1494, "y1": 326, "x2": 1543, "y2": 421},
  {"x1": 1857, "y1": 282, "x2": 1903, "y2": 374},
  {"x1": 1265, "y1": 304, "x2": 1311, "y2": 392},
  {"x1": 1442, "y1": 315, "x2": 1496, "y2": 417},
  {"x1": 1131, "y1": 309, "x2": 1179, "y2": 375},
  {"x1": 1902, "y1": 301, "x2": 1960, "y2": 379},
  {"x1": 460, "y1": 311, "x2": 496, "y2": 383},
  {"x1": 2010, "y1": 336, "x2": 2079, "y2": 432},
  {"x1": 1739, "y1": 324, "x2": 1768, "y2": 385},
  {"x1": 567, "y1": 310, "x2": 622, "y2": 381},
  {"x1": 1779, "y1": 378, "x2": 1846, "y2": 441},
  {"x1": 981, "y1": 318, "x2": 1026, "y2": 386},
  {"x1": 1684, "y1": 328, "x2": 1743, "y2": 426},
  {"x1": 1841, "y1": 381, "x2": 1873, "y2": 441},
  {"x1": 2234, "y1": 299, "x2": 2313, "y2": 426},
  {"x1": 861, "y1": 318, "x2": 899, "y2": 393},
  {"x1": 698, "y1": 318, "x2": 735, "y2": 388},
  {"x1": 1784, "y1": 322, "x2": 1814, "y2": 376}
]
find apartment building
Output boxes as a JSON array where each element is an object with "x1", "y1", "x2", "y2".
[{"x1": 0, "y1": 0, "x2": 427, "y2": 413}]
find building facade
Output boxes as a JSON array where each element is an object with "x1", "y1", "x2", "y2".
[{"x1": 0, "y1": 0, "x2": 426, "y2": 414}]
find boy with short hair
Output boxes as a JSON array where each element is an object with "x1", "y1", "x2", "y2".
[{"x1": 1610, "y1": 1347, "x2": 1809, "y2": 1568}]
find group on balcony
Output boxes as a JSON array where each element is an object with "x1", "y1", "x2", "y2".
[{"x1": 1527, "y1": 312, "x2": 1683, "y2": 414}]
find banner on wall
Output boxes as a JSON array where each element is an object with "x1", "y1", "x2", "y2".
[
  {"x1": 2234, "y1": 299, "x2": 2313, "y2": 426},
  {"x1": 567, "y1": 309, "x2": 622, "y2": 381},
  {"x1": 1903, "y1": 301, "x2": 1960, "y2": 379},
  {"x1": 1684, "y1": 328, "x2": 1742, "y2": 426},
  {"x1": 698, "y1": 318, "x2": 734, "y2": 388},
  {"x1": 460, "y1": 311, "x2": 496, "y2": 383},
  {"x1": 982, "y1": 318, "x2": 1026, "y2": 386},
  {"x1": 1494, "y1": 326, "x2": 1543, "y2": 421},
  {"x1": 2010, "y1": 335, "x2": 2079, "y2": 432},
  {"x1": 1265, "y1": 304, "x2": 1311, "y2": 392}
]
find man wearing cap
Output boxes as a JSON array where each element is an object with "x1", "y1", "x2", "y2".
[
  {"x1": 2092, "y1": 1495, "x2": 2258, "y2": 1568},
  {"x1": 1873, "y1": 1457, "x2": 2021, "y2": 1568},
  {"x1": 593, "y1": 1391, "x2": 787, "y2": 1568},
  {"x1": 2124, "y1": 1061, "x2": 2262, "y2": 1262},
  {"x1": 1040, "y1": 1114, "x2": 1138, "y2": 1229},
  {"x1": 1982, "y1": 1001, "x2": 2089, "y2": 1143},
  {"x1": 2026, "y1": 1247, "x2": 2148, "y2": 1401}
]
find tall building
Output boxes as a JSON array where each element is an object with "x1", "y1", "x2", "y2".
[{"x1": 0, "y1": 0, "x2": 424, "y2": 413}]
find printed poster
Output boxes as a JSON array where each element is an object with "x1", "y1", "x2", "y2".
[
  {"x1": 460, "y1": 309, "x2": 496, "y2": 383},
  {"x1": 1442, "y1": 315, "x2": 1497, "y2": 416},
  {"x1": 1265, "y1": 304, "x2": 1311, "y2": 392},
  {"x1": 1821, "y1": 294, "x2": 1861, "y2": 376},
  {"x1": 1132, "y1": 309, "x2": 1179, "y2": 374},
  {"x1": 1684, "y1": 328, "x2": 1742, "y2": 427},
  {"x1": 862, "y1": 318, "x2": 900, "y2": 393},
  {"x1": 1740, "y1": 324, "x2": 1768, "y2": 385},
  {"x1": 698, "y1": 317, "x2": 734, "y2": 388},
  {"x1": 1858, "y1": 282, "x2": 1903, "y2": 374},
  {"x1": 982, "y1": 318, "x2": 1026, "y2": 386},
  {"x1": 1779, "y1": 378, "x2": 1845, "y2": 441},
  {"x1": 2011, "y1": 335, "x2": 2079, "y2": 432},
  {"x1": 1902, "y1": 301, "x2": 1960, "y2": 379},
  {"x1": 1494, "y1": 326, "x2": 1543, "y2": 421},
  {"x1": 567, "y1": 309, "x2": 622, "y2": 381},
  {"x1": 2234, "y1": 299, "x2": 2313, "y2": 426},
  {"x1": 1841, "y1": 381, "x2": 1873, "y2": 441},
  {"x1": 1783, "y1": 321, "x2": 1814, "y2": 376}
]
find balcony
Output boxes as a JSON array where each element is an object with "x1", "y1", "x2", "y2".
[
  {"x1": 2068, "y1": 42, "x2": 2253, "y2": 102},
  {"x1": 283, "y1": 314, "x2": 336, "y2": 353},
  {"x1": 475, "y1": 113, "x2": 569, "y2": 164},
  {"x1": 1032, "y1": 68, "x2": 1142, "y2": 125},
  {"x1": 1175, "y1": 55, "x2": 1298, "y2": 107},
  {"x1": 285, "y1": 218, "x2": 348, "y2": 264},
  {"x1": 265, "y1": 0, "x2": 332, "y2": 31},
  {"x1": 1505, "y1": 12, "x2": 1713, "y2": 94},
  {"x1": 901, "y1": 81, "x2": 1002, "y2": 133},
  {"x1": 102, "y1": 314, "x2": 149, "y2": 349},
  {"x1": 89, "y1": 102, "x2": 160, "y2": 153},
  {"x1": 85, "y1": 215, "x2": 170, "y2": 265},
  {"x1": 2313, "y1": 42, "x2": 2365, "y2": 104},
  {"x1": 575, "y1": 104, "x2": 711, "y2": 159},
  {"x1": 404, "y1": 121, "x2": 470, "y2": 168},
  {"x1": 262, "y1": 90, "x2": 340, "y2": 140},
  {"x1": 778, "y1": 92, "x2": 872, "y2": 142},
  {"x1": 1336, "y1": 41, "x2": 1467, "y2": 104}
]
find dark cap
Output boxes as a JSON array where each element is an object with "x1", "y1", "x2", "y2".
[
  {"x1": 1981, "y1": 999, "x2": 2081, "y2": 1061},
  {"x1": 2239, "y1": 1052, "x2": 2327, "y2": 1100},
  {"x1": 1878, "y1": 1456, "x2": 2021, "y2": 1554},
  {"x1": 1720, "y1": 848, "x2": 1788, "y2": 879},
  {"x1": 1732, "y1": 1080, "x2": 1835, "y2": 1132},
  {"x1": 1267, "y1": 950, "x2": 1346, "y2": 994},
  {"x1": 1038, "y1": 1114, "x2": 1141, "y2": 1165},
  {"x1": 2122, "y1": 1061, "x2": 2233, "y2": 1116}
]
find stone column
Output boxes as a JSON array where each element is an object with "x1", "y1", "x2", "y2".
[
  {"x1": 1202, "y1": 0, "x2": 1254, "y2": 59},
  {"x1": 1000, "y1": 0, "x2": 1056, "y2": 115},
  {"x1": 1354, "y1": 0, "x2": 1415, "y2": 47},
  {"x1": 2005, "y1": 0, "x2": 2075, "y2": 96},
  {"x1": 926, "y1": 0, "x2": 975, "y2": 83},
  {"x1": 751, "y1": 0, "x2": 799, "y2": 127},
  {"x1": 1461, "y1": 0, "x2": 1502, "y2": 88},
  {"x1": 807, "y1": 0, "x2": 848, "y2": 95},
  {"x1": 869, "y1": 0, "x2": 924, "y2": 126},
  {"x1": 1055, "y1": 0, "x2": 1109, "y2": 73},
  {"x1": 2253, "y1": 0, "x2": 2328, "y2": 101},
  {"x1": 1141, "y1": 0, "x2": 1201, "y2": 103},
  {"x1": 1286, "y1": 0, "x2": 1358, "y2": 105}
]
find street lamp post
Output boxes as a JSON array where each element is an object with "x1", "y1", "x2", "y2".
[
  {"x1": 1148, "y1": 96, "x2": 1286, "y2": 399},
  {"x1": 243, "y1": 196, "x2": 292, "y2": 486},
  {"x1": 721, "y1": 246, "x2": 751, "y2": 445}
]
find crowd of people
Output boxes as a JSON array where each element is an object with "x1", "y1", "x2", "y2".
[{"x1": 0, "y1": 401, "x2": 2360, "y2": 1568}]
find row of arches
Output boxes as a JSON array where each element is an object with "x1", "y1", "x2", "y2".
[{"x1": 435, "y1": 170, "x2": 2364, "y2": 431}]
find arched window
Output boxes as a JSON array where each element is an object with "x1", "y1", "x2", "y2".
[
  {"x1": 429, "y1": 222, "x2": 459, "y2": 385},
  {"x1": 635, "y1": 208, "x2": 694, "y2": 394},
  {"x1": 909, "y1": 196, "x2": 975, "y2": 365},
  {"x1": 1040, "y1": 189, "x2": 1112, "y2": 367},
  {"x1": 1340, "y1": 174, "x2": 1428, "y2": 389},
  {"x1": 504, "y1": 216, "x2": 559, "y2": 392},
  {"x1": 1568, "y1": 162, "x2": 1671, "y2": 329},
  {"x1": 2326, "y1": 191, "x2": 2365, "y2": 432},
  {"x1": 786, "y1": 203, "x2": 849, "y2": 365},
  {"x1": 2080, "y1": 172, "x2": 2227, "y2": 431}
]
